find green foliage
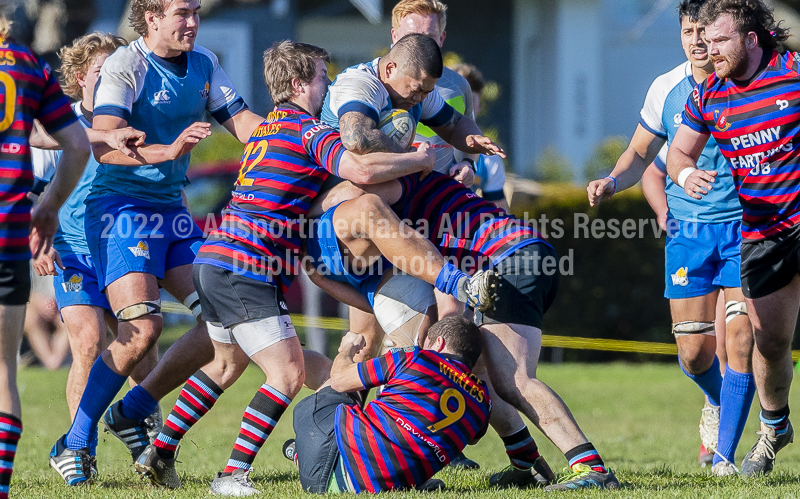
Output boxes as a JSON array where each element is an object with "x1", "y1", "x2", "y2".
[
  {"x1": 533, "y1": 147, "x2": 574, "y2": 183},
  {"x1": 584, "y1": 135, "x2": 628, "y2": 182},
  {"x1": 189, "y1": 126, "x2": 244, "y2": 166}
]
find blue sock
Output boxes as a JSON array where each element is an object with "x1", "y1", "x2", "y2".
[
  {"x1": 66, "y1": 357, "x2": 126, "y2": 450},
  {"x1": 120, "y1": 386, "x2": 159, "y2": 422},
  {"x1": 679, "y1": 355, "x2": 722, "y2": 407},
  {"x1": 713, "y1": 365, "x2": 756, "y2": 465},
  {"x1": 434, "y1": 263, "x2": 467, "y2": 299}
]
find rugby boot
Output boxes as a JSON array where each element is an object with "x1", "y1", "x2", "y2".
[
  {"x1": 134, "y1": 443, "x2": 181, "y2": 489},
  {"x1": 544, "y1": 464, "x2": 620, "y2": 491},
  {"x1": 489, "y1": 455, "x2": 555, "y2": 488},
  {"x1": 741, "y1": 420, "x2": 794, "y2": 477}
]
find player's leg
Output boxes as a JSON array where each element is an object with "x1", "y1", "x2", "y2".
[
  {"x1": 330, "y1": 194, "x2": 498, "y2": 311},
  {"x1": 715, "y1": 292, "x2": 728, "y2": 371},
  {"x1": 211, "y1": 334, "x2": 304, "y2": 496},
  {"x1": 0, "y1": 261, "x2": 28, "y2": 498}
]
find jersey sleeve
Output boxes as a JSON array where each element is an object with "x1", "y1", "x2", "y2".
[
  {"x1": 357, "y1": 347, "x2": 416, "y2": 389},
  {"x1": 419, "y1": 90, "x2": 454, "y2": 128},
  {"x1": 681, "y1": 84, "x2": 711, "y2": 134},
  {"x1": 195, "y1": 46, "x2": 247, "y2": 124},
  {"x1": 30, "y1": 147, "x2": 61, "y2": 195},
  {"x1": 478, "y1": 155, "x2": 506, "y2": 201},
  {"x1": 93, "y1": 47, "x2": 147, "y2": 122},
  {"x1": 639, "y1": 77, "x2": 668, "y2": 139},
  {"x1": 328, "y1": 70, "x2": 385, "y2": 124},
  {"x1": 653, "y1": 143, "x2": 668, "y2": 173},
  {"x1": 35, "y1": 61, "x2": 78, "y2": 134},
  {"x1": 301, "y1": 117, "x2": 346, "y2": 175}
]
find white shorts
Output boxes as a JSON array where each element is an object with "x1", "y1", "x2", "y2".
[
  {"x1": 373, "y1": 273, "x2": 436, "y2": 344},
  {"x1": 206, "y1": 315, "x2": 297, "y2": 357}
]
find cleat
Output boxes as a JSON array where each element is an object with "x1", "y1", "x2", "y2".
[
  {"x1": 416, "y1": 478, "x2": 446, "y2": 491},
  {"x1": 698, "y1": 444, "x2": 713, "y2": 468},
  {"x1": 49, "y1": 434, "x2": 95, "y2": 486},
  {"x1": 282, "y1": 439, "x2": 296, "y2": 462},
  {"x1": 144, "y1": 405, "x2": 163, "y2": 444},
  {"x1": 209, "y1": 468, "x2": 260, "y2": 496},
  {"x1": 712, "y1": 460, "x2": 739, "y2": 477},
  {"x1": 544, "y1": 464, "x2": 620, "y2": 491},
  {"x1": 741, "y1": 420, "x2": 794, "y2": 477},
  {"x1": 465, "y1": 269, "x2": 499, "y2": 312},
  {"x1": 134, "y1": 444, "x2": 181, "y2": 489},
  {"x1": 699, "y1": 400, "x2": 720, "y2": 454},
  {"x1": 489, "y1": 456, "x2": 555, "y2": 488},
  {"x1": 448, "y1": 452, "x2": 480, "y2": 469},
  {"x1": 102, "y1": 400, "x2": 151, "y2": 461}
]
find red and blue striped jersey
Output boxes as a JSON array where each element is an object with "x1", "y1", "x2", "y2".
[
  {"x1": 195, "y1": 103, "x2": 345, "y2": 291},
  {"x1": 393, "y1": 171, "x2": 550, "y2": 272},
  {"x1": 0, "y1": 36, "x2": 77, "y2": 260},
  {"x1": 335, "y1": 347, "x2": 490, "y2": 493},
  {"x1": 682, "y1": 50, "x2": 800, "y2": 241}
]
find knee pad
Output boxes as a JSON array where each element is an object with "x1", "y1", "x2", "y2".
[
  {"x1": 183, "y1": 291, "x2": 202, "y2": 319},
  {"x1": 115, "y1": 299, "x2": 162, "y2": 322},
  {"x1": 672, "y1": 321, "x2": 715, "y2": 337},
  {"x1": 725, "y1": 300, "x2": 747, "y2": 324}
]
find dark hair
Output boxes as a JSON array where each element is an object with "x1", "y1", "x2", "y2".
[
  {"x1": 698, "y1": 0, "x2": 789, "y2": 51},
  {"x1": 451, "y1": 62, "x2": 484, "y2": 93},
  {"x1": 426, "y1": 316, "x2": 483, "y2": 368},
  {"x1": 387, "y1": 33, "x2": 443, "y2": 79},
  {"x1": 678, "y1": 0, "x2": 706, "y2": 23},
  {"x1": 263, "y1": 40, "x2": 330, "y2": 105}
]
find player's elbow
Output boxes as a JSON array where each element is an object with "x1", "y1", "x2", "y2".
[
  {"x1": 329, "y1": 374, "x2": 348, "y2": 393},
  {"x1": 341, "y1": 134, "x2": 373, "y2": 156}
]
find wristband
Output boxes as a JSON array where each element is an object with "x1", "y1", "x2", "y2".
[
  {"x1": 604, "y1": 176, "x2": 617, "y2": 194},
  {"x1": 463, "y1": 158, "x2": 477, "y2": 173},
  {"x1": 677, "y1": 167, "x2": 697, "y2": 188}
]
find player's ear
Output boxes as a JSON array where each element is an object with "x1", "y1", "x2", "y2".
[
  {"x1": 439, "y1": 31, "x2": 447, "y2": 46},
  {"x1": 385, "y1": 61, "x2": 397, "y2": 80},
  {"x1": 390, "y1": 28, "x2": 399, "y2": 45},
  {"x1": 746, "y1": 31, "x2": 757, "y2": 49},
  {"x1": 76, "y1": 71, "x2": 86, "y2": 89},
  {"x1": 291, "y1": 77, "x2": 304, "y2": 95},
  {"x1": 434, "y1": 336, "x2": 445, "y2": 352}
]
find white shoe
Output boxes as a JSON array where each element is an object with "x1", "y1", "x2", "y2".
[
  {"x1": 711, "y1": 460, "x2": 739, "y2": 477},
  {"x1": 209, "y1": 468, "x2": 260, "y2": 496},
  {"x1": 699, "y1": 400, "x2": 720, "y2": 453}
]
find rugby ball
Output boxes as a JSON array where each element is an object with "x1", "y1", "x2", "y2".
[{"x1": 378, "y1": 109, "x2": 415, "y2": 150}]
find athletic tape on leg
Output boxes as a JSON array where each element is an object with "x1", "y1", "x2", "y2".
[
  {"x1": 115, "y1": 299, "x2": 162, "y2": 322},
  {"x1": 724, "y1": 301, "x2": 747, "y2": 324},
  {"x1": 672, "y1": 321, "x2": 715, "y2": 337},
  {"x1": 183, "y1": 291, "x2": 202, "y2": 319}
]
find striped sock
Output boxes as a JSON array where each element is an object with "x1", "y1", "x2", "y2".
[
  {"x1": 760, "y1": 406, "x2": 790, "y2": 436},
  {"x1": 0, "y1": 413, "x2": 21, "y2": 499},
  {"x1": 565, "y1": 442, "x2": 606, "y2": 473},
  {"x1": 154, "y1": 370, "x2": 223, "y2": 457},
  {"x1": 223, "y1": 383, "x2": 290, "y2": 474},
  {"x1": 501, "y1": 427, "x2": 540, "y2": 469}
]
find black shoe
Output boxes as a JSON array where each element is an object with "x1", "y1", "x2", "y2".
[
  {"x1": 416, "y1": 478, "x2": 446, "y2": 491},
  {"x1": 741, "y1": 420, "x2": 794, "y2": 477},
  {"x1": 49, "y1": 434, "x2": 95, "y2": 486},
  {"x1": 490, "y1": 456, "x2": 555, "y2": 488},
  {"x1": 282, "y1": 439, "x2": 296, "y2": 462},
  {"x1": 448, "y1": 452, "x2": 480, "y2": 469},
  {"x1": 134, "y1": 444, "x2": 181, "y2": 489},
  {"x1": 102, "y1": 400, "x2": 150, "y2": 461}
]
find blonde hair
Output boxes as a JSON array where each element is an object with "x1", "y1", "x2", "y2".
[
  {"x1": 262, "y1": 40, "x2": 329, "y2": 105},
  {"x1": 58, "y1": 32, "x2": 127, "y2": 99},
  {"x1": 0, "y1": 13, "x2": 11, "y2": 39},
  {"x1": 391, "y1": 0, "x2": 447, "y2": 33},
  {"x1": 129, "y1": 0, "x2": 169, "y2": 38}
]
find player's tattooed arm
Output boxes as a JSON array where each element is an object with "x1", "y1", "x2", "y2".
[
  {"x1": 431, "y1": 111, "x2": 505, "y2": 158},
  {"x1": 339, "y1": 111, "x2": 407, "y2": 154}
]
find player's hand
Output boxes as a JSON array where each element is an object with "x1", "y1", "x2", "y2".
[
  {"x1": 29, "y1": 201, "x2": 59, "y2": 259},
  {"x1": 587, "y1": 178, "x2": 615, "y2": 206},
  {"x1": 103, "y1": 127, "x2": 146, "y2": 158},
  {"x1": 450, "y1": 162, "x2": 475, "y2": 187},
  {"x1": 339, "y1": 331, "x2": 366, "y2": 357},
  {"x1": 683, "y1": 169, "x2": 717, "y2": 200},
  {"x1": 416, "y1": 141, "x2": 436, "y2": 179},
  {"x1": 465, "y1": 134, "x2": 506, "y2": 158},
  {"x1": 170, "y1": 122, "x2": 212, "y2": 160},
  {"x1": 656, "y1": 210, "x2": 668, "y2": 231},
  {"x1": 33, "y1": 247, "x2": 63, "y2": 276}
]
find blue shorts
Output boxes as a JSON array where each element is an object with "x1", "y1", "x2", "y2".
[
  {"x1": 664, "y1": 218, "x2": 742, "y2": 299},
  {"x1": 53, "y1": 253, "x2": 111, "y2": 311},
  {"x1": 84, "y1": 196, "x2": 204, "y2": 290},
  {"x1": 306, "y1": 205, "x2": 386, "y2": 307}
]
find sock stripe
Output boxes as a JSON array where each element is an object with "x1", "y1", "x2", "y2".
[
  {"x1": 224, "y1": 384, "x2": 290, "y2": 473},
  {"x1": 0, "y1": 413, "x2": 21, "y2": 499},
  {"x1": 187, "y1": 378, "x2": 222, "y2": 401},
  {"x1": 258, "y1": 384, "x2": 291, "y2": 407},
  {"x1": 154, "y1": 372, "x2": 223, "y2": 452}
]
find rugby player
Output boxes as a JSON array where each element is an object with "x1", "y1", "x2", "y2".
[
  {"x1": 286, "y1": 316, "x2": 491, "y2": 494},
  {"x1": 132, "y1": 40, "x2": 498, "y2": 495},
  {"x1": 29, "y1": 34, "x2": 165, "y2": 477},
  {"x1": 666, "y1": 0, "x2": 798, "y2": 476},
  {"x1": 0, "y1": 12, "x2": 91, "y2": 498},
  {"x1": 48, "y1": 0, "x2": 266, "y2": 485},
  {"x1": 587, "y1": 0, "x2": 755, "y2": 476},
  {"x1": 452, "y1": 62, "x2": 510, "y2": 211}
]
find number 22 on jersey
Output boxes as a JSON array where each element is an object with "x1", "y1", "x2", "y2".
[{"x1": 237, "y1": 139, "x2": 268, "y2": 186}]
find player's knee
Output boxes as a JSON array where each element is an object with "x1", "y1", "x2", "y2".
[
  {"x1": 272, "y1": 363, "x2": 305, "y2": 398},
  {"x1": 754, "y1": 332, "x2": 791, "y2": 360}
]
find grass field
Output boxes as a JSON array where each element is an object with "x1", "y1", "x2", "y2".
[{"x1": 11, "y1": 357, "x2": 800, "y2": 498}]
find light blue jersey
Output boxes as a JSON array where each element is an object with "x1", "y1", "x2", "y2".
[
  {"x1": 31, "y1": 102, "x2": 95, "y2": 256},
  {"x1": 92, "y1": 37, "x2": 246, "y2": 204},
  {"x1": 321, "y1": 57, "x2": 453, "y2": 132},
  {"x1": 640, "y1": 61, "x2": 741, "y2": 223}
]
